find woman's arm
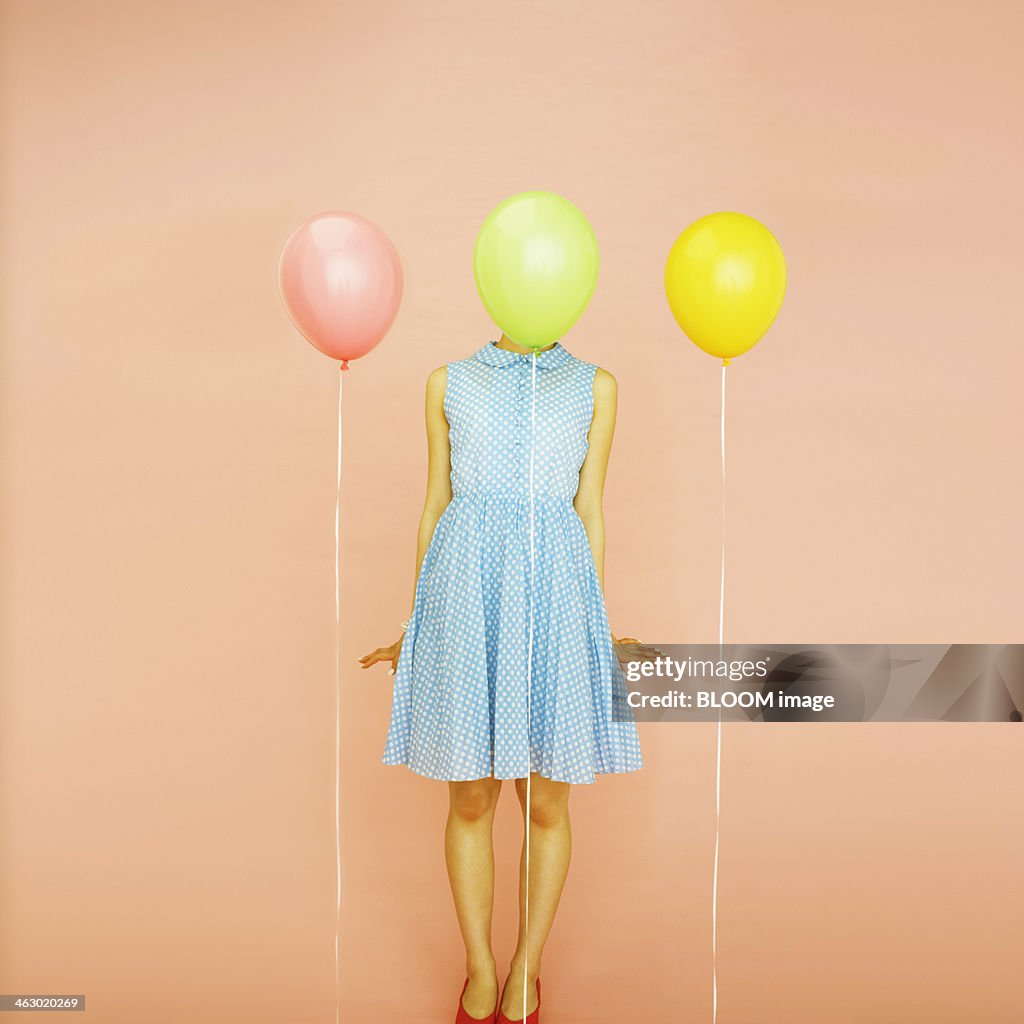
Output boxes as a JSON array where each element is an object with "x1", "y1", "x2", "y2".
[
  {"x1": 410, "y1": 365, "x2": 452, "y2": 612},
  {"x1": 577, "y1": 374, "x2": 663, "y2": 663},
  {"x1": 573, "y1": 367, "x2": 617, "y2": 592},
  {"x1": 574, "y1": 369, "x2": 657, "y2": 659},
  {"x1": 360, "y1": 366, "x2": 451, "y2": 673}
]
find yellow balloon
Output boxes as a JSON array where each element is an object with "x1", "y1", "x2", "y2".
[
  {"x1": 664, "y1": 212, "x2": 786, "y2": 364},
  {"x1": 474, "y1": 191, "x2": 599, "y2": 350}
]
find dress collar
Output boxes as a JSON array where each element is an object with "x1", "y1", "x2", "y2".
[{"x1": 473, "y1": 339, "x2": 573, "y2": 369}]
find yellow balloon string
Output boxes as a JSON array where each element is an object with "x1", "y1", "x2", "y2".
[
  {"x1": 524, "y1": 349, "x2": 537, "y2": 1021},
  {"x1": 713, "y1": 358, "x2": 728, "y2": 1024}
]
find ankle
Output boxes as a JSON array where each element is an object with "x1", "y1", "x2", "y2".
[
  {"x1": 506, "y1": 955, "x2": 540, "y2": 983},
  {"x1": 467, "y1": 954, "x2": 497, "y2": 980}
]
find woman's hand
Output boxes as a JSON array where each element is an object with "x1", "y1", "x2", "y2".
[
  {"x1": 612, "y1": 634, "x2": 664, "y2": 668},
  {"x1": 359, "y1": 635, "x2": 404, "y2": 676}
]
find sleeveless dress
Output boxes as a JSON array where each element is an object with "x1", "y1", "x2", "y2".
[{"x1": 381, "y1": 339, "x2": 643, "y2": 785}]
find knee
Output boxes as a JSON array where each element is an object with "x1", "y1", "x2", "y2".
[
  {"x1": 527, "y1": 795, "x2": 568, "y2": 829},
  {"x1": 449, "y1": 780, "x2": 499, "y2": 822}
]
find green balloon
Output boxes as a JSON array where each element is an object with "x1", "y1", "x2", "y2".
[{"x1": 473, "y1": 191, "x2": 600, "y2": 350}]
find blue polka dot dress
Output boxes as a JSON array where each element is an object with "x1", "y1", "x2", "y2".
[{"x1": 381, "y1": 340, "x2": 644, "y2": 785}]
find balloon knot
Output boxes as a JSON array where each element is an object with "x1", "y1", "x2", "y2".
[
  {"x1": 722, "y1": 357, "x2": 731, "y2": 367},
  {"x1": 340, "y1": 359, "x2": 350, "y2": 371}
]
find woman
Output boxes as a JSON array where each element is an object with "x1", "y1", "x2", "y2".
[{"x1": 360, "y1": 334, "x2": 650, "y2": 1023}]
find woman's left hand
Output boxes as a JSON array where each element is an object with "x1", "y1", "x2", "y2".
[{"x1": 612, "y1": 634, "x2": 664, "y2": 667}]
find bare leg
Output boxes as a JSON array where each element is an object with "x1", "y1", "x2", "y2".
[
  {"x1": 500, "y1": 773, "x2": 571, "y2": 1020},
  {"x1": 446, "y1": 777, "x2": 503, "y2": 1018}
]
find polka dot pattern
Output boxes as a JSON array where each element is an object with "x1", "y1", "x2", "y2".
[{"x1": 381, "y1": 340, "x2": 644, "y2": 784}]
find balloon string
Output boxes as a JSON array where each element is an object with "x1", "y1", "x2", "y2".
[
  {"x1": 713, "y1": 361, "x2": 726, "y2": 1024},
  {"x1": 524, "y1": 349, "x2": 537, "y2": 1019},
  {"x1": 335, "y1": 364, "x2": 343, "y2": 1024}
]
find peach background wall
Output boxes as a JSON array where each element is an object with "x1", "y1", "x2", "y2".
[{"x1": 1, "y1": 1, "x2": 1022, "y2": 1022}]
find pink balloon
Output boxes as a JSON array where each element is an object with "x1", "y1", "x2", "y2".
[{"x1": 278, "y1": 211, "x2": 403, "y2": 369}]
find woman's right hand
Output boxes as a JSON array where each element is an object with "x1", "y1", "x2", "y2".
[{"x1": 358, "y1": 635, "x2": 404, "y2": 676}]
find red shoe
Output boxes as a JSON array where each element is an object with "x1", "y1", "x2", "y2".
[
  {"x1": 456, "y1": 978, "x2": 499, "y2": 1024},
  {"x1": 496, "y1": 978, "x2": 540, "y2": 1024}
]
